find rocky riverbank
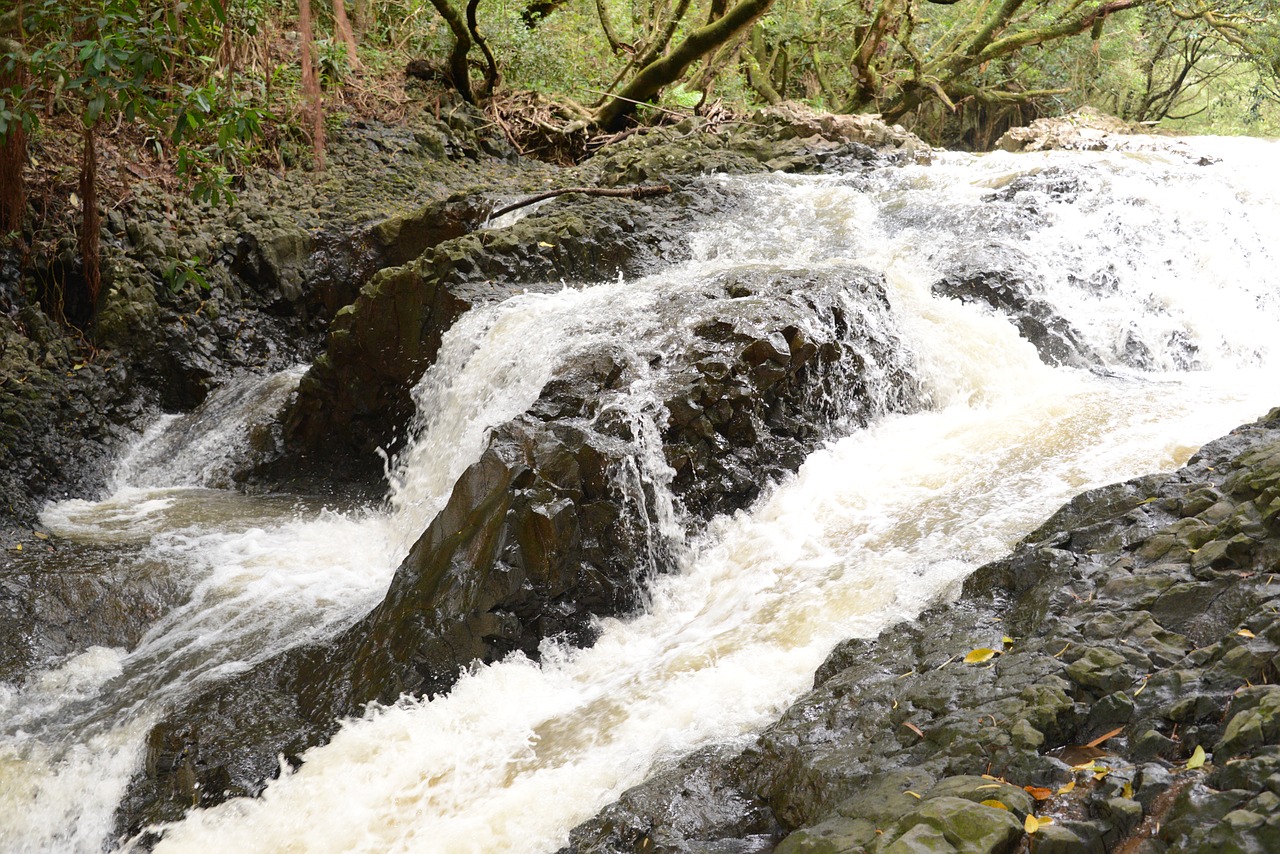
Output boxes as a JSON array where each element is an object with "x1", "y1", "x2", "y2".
[
  {"x1": 8, "y1": 102, "x2": 1271, "y2": 854},
  {"x1": 563, "y1": 405, "x2": 1280, "y2": 854},
  {"x1": 0, "y1": 104, "x2": 559, "y2": 681}
]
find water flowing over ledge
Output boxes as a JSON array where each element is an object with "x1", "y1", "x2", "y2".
[{"x1": 2, "y1": 135, "x2": 1279, "y2": 853}]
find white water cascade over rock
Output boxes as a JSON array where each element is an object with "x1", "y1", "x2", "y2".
[{"x1": 2, "y1": 135, "x2": 1279, "y2": 854}]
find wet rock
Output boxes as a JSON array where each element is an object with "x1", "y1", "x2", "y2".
[
  {"x1": 750, "y1": 102, "x2": 933, "y2": 167},
  {"x1": 995, "y1": 108, "x2": 1213, "y2": 165},
  {"x1": 117, "y1": 264, "x2": 919, "y2": 836},
  {"x1": 931, "y1": 271, "x2": 1099, "y2": 369},
  {"x1": 0, "y1": 112, "x2": 556, "y2": 683},
  {"x1": 881, "y1": 797, "x2": 1023, "y2": 854},
  {"x1": 0, "y1": 541, "x2": 187, "y2": 680},
  {"x1": 579, "y1": 106, "x2": 927, "y2": 189},
  {"x1": 563, "y1": 408, "x2": 1280, "y2": 852},
  {"x1": 0, "y1": 309, "x2": 143, "y2": 524},
  {"x1": 1218, "y1": 686, "x2": 1280, "y2": 757},
  {"x1": 996, "y1": 108, "x2": 1137, "y2": 153},
  {"x1": 564, "y1": 746, "x2": 784, "y2": 854},
  {"x1": 262, "y1": 178, "x2": 745, "y2": 488}
]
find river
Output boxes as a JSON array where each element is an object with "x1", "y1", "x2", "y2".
[{"x1": 2, "y1": 135, "x2": 1279, "y2": 853}]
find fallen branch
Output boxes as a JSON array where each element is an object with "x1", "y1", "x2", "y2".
[{"x1": 488, "y1": 184, "x2": 672, "y2": 221}]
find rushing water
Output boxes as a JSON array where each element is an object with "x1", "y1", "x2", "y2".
[{"x1": 3, "y1": 136, "x2": 1280, "y2": 853}]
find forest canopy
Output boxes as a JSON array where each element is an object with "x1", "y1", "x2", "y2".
[
  {"x1": 4, "y1": 0, "x2": 1277, "y2": 164},
  {"x1": 1, "y1": 0, "x2": 1277, "y2": 319}
]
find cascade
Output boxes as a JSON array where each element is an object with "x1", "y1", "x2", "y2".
[{"x1": 1, "y1": 136, "x2": 1278, "y2": 853}]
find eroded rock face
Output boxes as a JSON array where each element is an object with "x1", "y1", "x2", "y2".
[
  {"x1": 562, "y1": 406, "x2": 1280, "y2": 854},
  {"x1": 265, "y1": 185, "x2": 746, "y2": 488},
  {"x1": 995, "y1": 107, "x2": 1218, "y2": 166},
  {"x1": 751, "y1": 101, "x2": 934, "y2": 167},
  {"x1": 117, "y1": 264, "x2": 919, "y2": 836}
]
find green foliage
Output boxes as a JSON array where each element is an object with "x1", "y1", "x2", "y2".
[
  {"x1": 3, "y1": 0, "x2": 269, "y2": 202},
  {"x1": 481, "y1": 0, "x2": 616, "y2": 96},
  {"x1": 163, "y1": 254, "x2": 210, "y2": 294},
  {"x1": 317, "y1": 37, "x2": 350, "y2": 88}
]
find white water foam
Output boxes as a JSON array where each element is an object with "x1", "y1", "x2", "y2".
[
  {"x1": 147, "y1": 138, "x2": 1280, "y2": 853},
  {"x1": 3, "y1": 135, "x2": 1279, "y2": 853}
]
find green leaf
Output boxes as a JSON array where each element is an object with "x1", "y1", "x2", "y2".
[
  {"x1": 1186, "y1": 745, "x2": 1206, "y2": 770},
  {"x1": 86, "y1": 94, "x2": 106, "y2": 123}
]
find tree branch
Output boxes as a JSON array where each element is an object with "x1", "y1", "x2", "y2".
[{"x1": 488, "y1": 184, "x2": 672, "y2": 220}]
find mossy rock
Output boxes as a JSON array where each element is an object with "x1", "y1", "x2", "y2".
[{"x1": 877, "y1": 797, "x2": 1024, "y2": 854}]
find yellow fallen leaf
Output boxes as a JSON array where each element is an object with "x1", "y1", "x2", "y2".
[
  {"x1": 1039, "y1": 816, "x2": 1055, "y2": 826},
  {"x1": 1186, "y1": 745, "x2": 1206, "y2": 770},
  {"x1": 13, "y1": 544, "x2": 21, "y2": 552},
  {"x1": 977, "y1": 784, "x2": 1004, "y2": 790},
  {"x1": 964, "y1": 648, "x2": 997, "y2": 664},
  {"x1": 1238, "y1": 629, "x2": 1256, "y2": 639},
  {"x1": 1002, "y1": 636, "x2": 1015, "y2": 646},
  {"x1": 1134, "y1": 678, "x2": 1148, "y2": 697},
  {"x1": 537, "y1": 241, "x2": 554, "y2": 249},
  {"x1": 1058, "y1": 780, "x2": 1076, "y2": 795},
  {"x1": 981, "y1": 799, "x2": 1008, "y2": 810},
  {"x1": 1025, "y1": 814, "x2": 1040, "y2": 834},
  {"x1": 1093, "y1": 767, "x2": 1111, "y2": 781},
  {"x1": 904, "y1": 791, "x2": 922, "y2": 799},
  {"x1": 1123, "y1": 782, "x2": 1134, "y2": 799},
  {"x1": 33, "y1": 531, "x2": 49, "y2": 540}
]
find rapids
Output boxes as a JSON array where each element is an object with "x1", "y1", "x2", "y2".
[{"x1": 2, "y1": 135, "x2": 1279, "y2": 853}]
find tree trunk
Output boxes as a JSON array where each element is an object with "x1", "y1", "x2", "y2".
[
  {"x1": 352, "y1": 0, "x2": 374, "y2": 35},
  {"x1": 426, "y1": 0, "x2": 476, "y2": 103},
  {"x1": 466, "y1": 0, "x2": 500, "y2": 98},
  {"x1": 595, "y1": 0, "x2": 626, "y2": 54},
  {"x1": 742, "y1": 25, "x2": 781, "y2": 104},
  {"x1": 300, "y1": 0, "x2": 326, "y2": 169},
  {"x1": 594, "y1": 0, "x2": 777, "y2": 130},
  {"x1": 0, "y1": 66, "x2": 25, "y2": 236},
  {"x1": 332, "y1": 0, "x2": 361, "y2": 69}
]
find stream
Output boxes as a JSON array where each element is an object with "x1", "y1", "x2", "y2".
[{"x1": 2, "y1": 135, "x2": 1279, "y2": 853}]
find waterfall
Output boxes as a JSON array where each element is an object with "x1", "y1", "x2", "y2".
[{"x1": 2, "y1": 135, "x2": 1279, "y2": 854}]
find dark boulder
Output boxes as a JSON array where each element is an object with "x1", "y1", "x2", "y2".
[{"x1": 116, "y1": 264, "x2": 920, "y2": 837}]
